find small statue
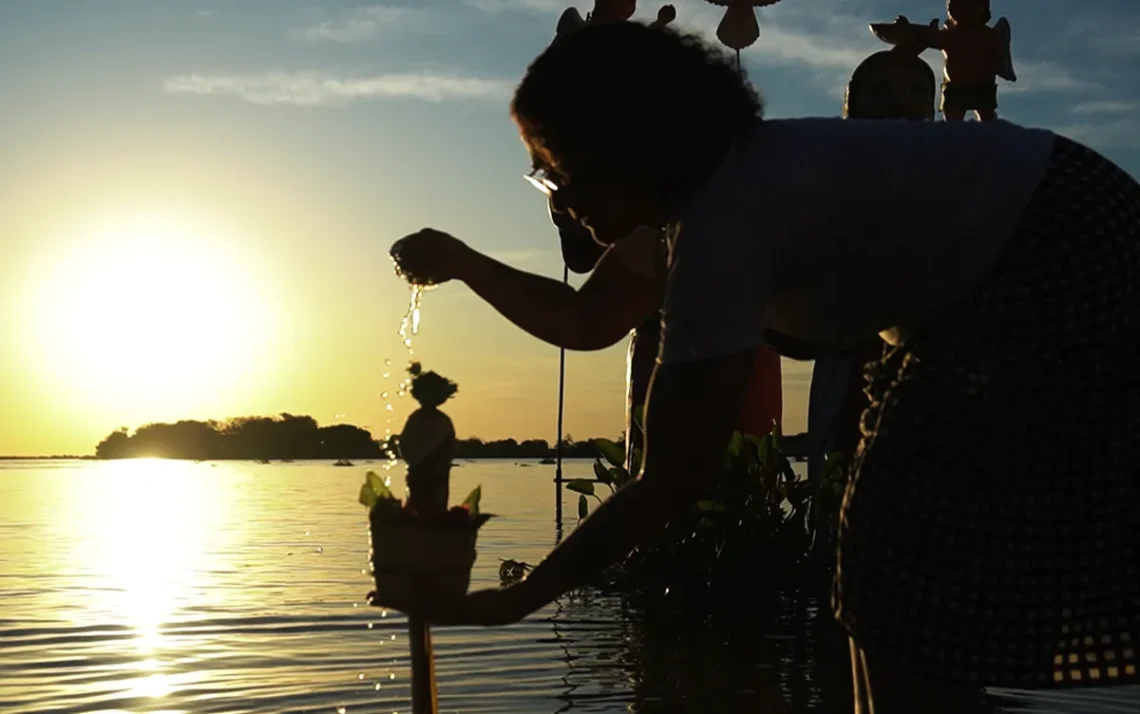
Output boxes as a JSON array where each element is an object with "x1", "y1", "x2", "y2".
[
  {"x1": 399, "y1": 362, "x2": 458, "y2": 512},
  {"x1": 556, "y1": 0, "x2": 675, "y2": 36},
  {"x1": 870, "y1": 0, "x2": 1016, "y2": 121}
]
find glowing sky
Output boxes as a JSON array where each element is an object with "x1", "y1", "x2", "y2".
[{"x1": 1, "y1": 0, "x2": 1138, "y2": 456}]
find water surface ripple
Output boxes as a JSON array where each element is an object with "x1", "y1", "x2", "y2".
[{"x1": 1, "y1": 459, "x2": 1136, "y2": 713}]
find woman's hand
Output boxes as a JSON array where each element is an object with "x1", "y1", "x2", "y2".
[
  {"x1": 390, "y1": 229, "x2": 473, "y2": 286},
  {"x1": 431, "y1": 585, "x2": 536, "y2": 626},
  {"x1": 369, "y1": 582, "x2": 539, "y2": 627}
]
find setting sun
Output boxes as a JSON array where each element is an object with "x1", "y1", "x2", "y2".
[{"x1": 18, "y1": 210, "x2": 283, "y2": 420}]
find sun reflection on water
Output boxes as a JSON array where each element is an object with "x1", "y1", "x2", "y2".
[{"x1": 60, "y1": 458, "x2": 230, "y2": 703}]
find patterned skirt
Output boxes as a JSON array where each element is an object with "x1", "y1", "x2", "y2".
[{"x1": 833, "y1": 136, "x2": 1140, "y2": 688}]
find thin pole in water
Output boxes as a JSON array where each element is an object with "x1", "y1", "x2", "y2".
[
  {"x1": 554, "y1": 264, "x2": 568, "y2": 527},
  {"x1": 408, "y1": 615, "x2": 437, "y2": 714}
]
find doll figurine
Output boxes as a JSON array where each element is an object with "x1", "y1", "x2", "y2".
[{"x1": 871, "y1": 0, "x2": 1015, "y2": 121}]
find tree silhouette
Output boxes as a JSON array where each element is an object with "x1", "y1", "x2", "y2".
[{"x1": 93, "y1": 415, "x2": 618, "y2": 461}]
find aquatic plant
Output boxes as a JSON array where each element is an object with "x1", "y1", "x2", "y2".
[{"x1": 564, "y1": 416, "x2": 849, "y2": 599}]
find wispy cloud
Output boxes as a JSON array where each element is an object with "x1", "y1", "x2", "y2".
[
  {"x1": 1070, "y1": 100, "x2": 1137, "y2": 115},
  {"x1": 1093, "y1": 31, "x2": 1140, "y2": 57},
  {"x1": 1067, "y1": 16, "x2": 1140, "y2": 58},
  {"x1": 164, "y1": 71, "x2": 514, "y2": 106},
  {"x1": 296, "y1": 5, "x2": 433, "y2": 43},
  {"x1": 1057, "y1": 117, "x2": 1140, "y2": 150},
  {"x1": 464, "y1": 0, "x2": 1093, "y2": 99},
  {"x1": 462, "y1": 0, "x2": 566, "y2": 14},
  {"x1": 1002, "y1": 60, "x2": 1092, "y2": 94}
]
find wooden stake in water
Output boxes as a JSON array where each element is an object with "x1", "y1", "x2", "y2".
[{"x1": 407, "y1": 613, "x2": 438, "y2": 714}]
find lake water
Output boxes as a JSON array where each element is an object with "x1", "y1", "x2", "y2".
[{"x1": 1, "y1": 459, "x2": 1137, "y2": 713}]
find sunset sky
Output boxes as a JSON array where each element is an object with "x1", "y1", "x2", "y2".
[{"x1": 2, "y1": 0, "x2": 1138, "y2": 456}]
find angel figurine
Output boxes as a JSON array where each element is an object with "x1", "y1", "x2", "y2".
[
  {"x1": 871, "y1": 0, "x2": 1015, "y2": 121},
  {"x1": 703, "y1": 1, "x2": 783, "y2": 52},
  {"x1": 556, "y1": 0, "x2": 675, "y2": 36}
]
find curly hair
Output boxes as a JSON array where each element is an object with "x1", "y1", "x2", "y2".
[{"x1": 511, "y1": 21, "x2": 762, "y2": 199}]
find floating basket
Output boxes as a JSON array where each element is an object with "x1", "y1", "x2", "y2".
[{"x1": 368, "y1": 520, "x2": 479, "y2": 604}]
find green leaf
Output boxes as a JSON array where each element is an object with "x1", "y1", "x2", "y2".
[
  {"x1": 461, "y1": 485, "x2": 482, "y2": 516},
  {"x1": 727, "y1": 431, "x2": 744, "y2": 457},
  {"x1": 593, "y1": 460, "x2": 613, "y2": 485},
  {"x1": 366, "y1": 471, "x2": 394, "y2": 501},
  {"x1": 593, "y1": 437, "x2": 625, "y2": 468},
  {"x1": 577, "y1": 494, "x2": 589, "y2": 519},
  {"x1": 610, "y1": 467, "x2": 632, "y2": 489},
  {"x1": 632, "y1": 405, "x2": 645, "y2": 430},
  {"x1": 566, "y1": 478, "x2": 595, "y2": 496},
  {"x1": 358, "y1": 482, "x2": 377, "y2": 509},
  {"x1": 757, "y1": 434, "x2": 775, "y2": 471},
  {"x1": 770, "y1": 423, "x2": 783, "y2": 450},
  {"x1": 360, "y1": 470, "x2": 397, "y2": 508},
  {"x1": 696, "y1": 500, "x2": 726, "y2": 512}
]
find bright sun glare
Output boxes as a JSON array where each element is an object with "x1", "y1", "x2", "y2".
[{"x1": 23, "y1": 211, "x2": 281, "y2": 418}]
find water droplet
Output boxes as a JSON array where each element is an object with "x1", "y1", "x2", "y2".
[
  {"x1": 375, "y1": 683, "x2": 382, "y2": 690},
  {"x1": 382, "y1": 371, "x2": 390, "y2": 379},
  {"x1": 358, "y1": 673, "x2": 365, "y2": 680},
  {"x1": 337, "y1": 708, "x2": 347, "y2": 714},
  {"x1": 380, "y1": 392, "x2": 389, "y2": 399},
  {"x1": 367, "y1": 622, "x2": 373, "y2": 629},
  {"x1": 385, "y1": 359, "x2": 392, "y2": 366},
  {"x1": 352, "y1": 603, "x2": 358, "y2": 608},
  {"x1": 381, "y1": 609, "x2": 388, "y2": 618},
  {"x1": 389, "y1": 672, "x2": 396, "y2": 680},
  {"x1": 304, "y1": 531, "x2": 310, "y2": 536}
]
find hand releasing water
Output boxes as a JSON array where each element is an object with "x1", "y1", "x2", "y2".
[{"x1": 390, "y1": 228, "x2": 473, "y2": 286}]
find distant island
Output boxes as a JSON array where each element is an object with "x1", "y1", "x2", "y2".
[{"x1": 93, "y1": 413, "x2": 614, "y2": 461}]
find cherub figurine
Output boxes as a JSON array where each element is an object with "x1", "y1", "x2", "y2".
[
  {"x1": 870, "y1": 0, "x2": 1015, "y2": 121},
  {"x1": 556, "y1": 0, "x2": 675, "y2": 36}
]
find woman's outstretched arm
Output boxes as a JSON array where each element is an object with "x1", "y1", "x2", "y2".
[{"x1": 457, "y1": 237, "x2": 659, "y2": 351}]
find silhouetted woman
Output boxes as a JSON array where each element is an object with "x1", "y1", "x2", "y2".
[
  {"x1": 809, "y1": 49, "x2": 938, "y2": 479},
  {"x1": 391, "y1": 22, "x2": 1140, "y2": 714}
]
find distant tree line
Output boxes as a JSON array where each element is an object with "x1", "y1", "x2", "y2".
[{"x1": 93, "y1": 414, "x2": 616, "y2": 461}]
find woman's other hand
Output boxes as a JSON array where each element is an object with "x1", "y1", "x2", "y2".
[
  {"x1": 368, "y1": 582, "x2": 539, "y2": 627},
  {"x1": 390, "y1": 229, "x2": 473, "y2": 286}
]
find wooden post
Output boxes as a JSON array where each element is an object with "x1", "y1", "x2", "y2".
[
  {"x1": 408, "y1": 615, "x2": 438, "y2": 714},
  {"x1": 555, "y1": 264, "x2": 568, "y2": 526}
]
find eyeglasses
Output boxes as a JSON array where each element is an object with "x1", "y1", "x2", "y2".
[{"x1": 523, "y1": 167, "x2": 562, "y2": 196}]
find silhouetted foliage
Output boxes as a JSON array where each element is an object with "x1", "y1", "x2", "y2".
[
  {"x1": 95, "y1": 413, "x2": 381, "y2": 461},
  {"x1": 453, "y1": 437, "x2": 600, "y2": 459},
  {"x1": 94, "y1": 416, "x2": 617, "y2": 461}
]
